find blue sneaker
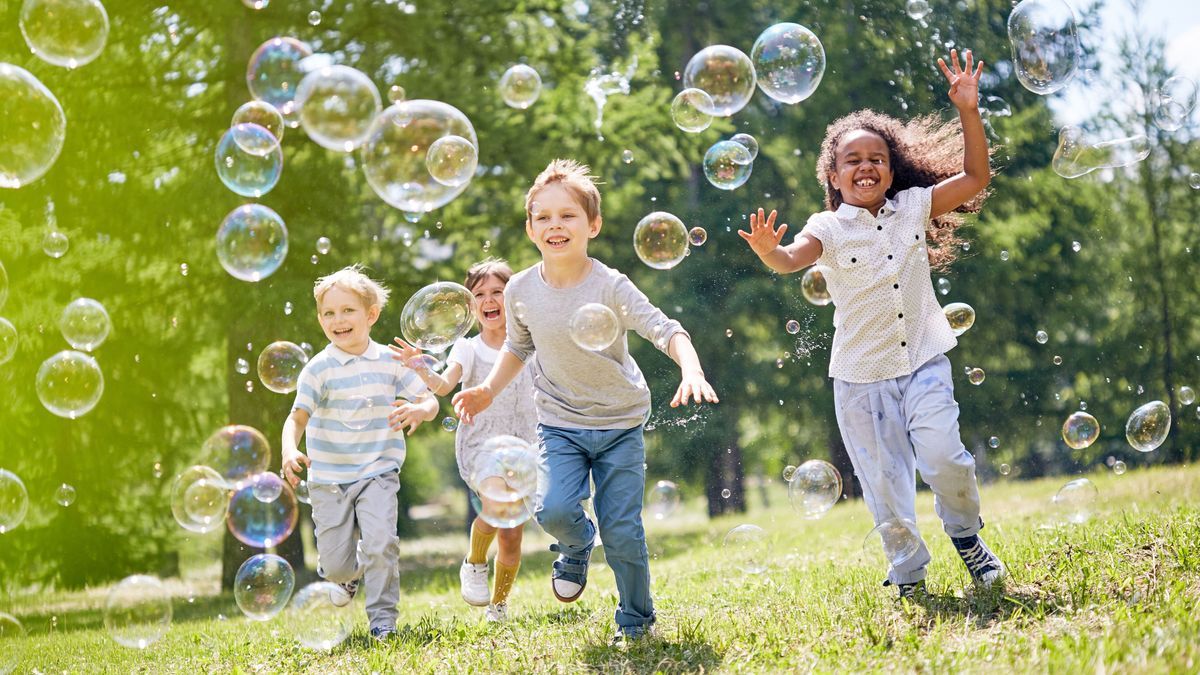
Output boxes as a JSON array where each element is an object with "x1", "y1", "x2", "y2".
[
  {"x1": 951, "y1": 534, "x2": 1007, "y2": 587},
  {"x1": 884, "y1": 578, "x2": 927, "y2": 600},
  {"x1": 369, "y1": 625, "x2": 396, "y2": 642},
  {"x1": 550, "y1": 542, "x2": 591, "y2": 603}
]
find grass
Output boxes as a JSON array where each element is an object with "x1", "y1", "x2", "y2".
[{"x1": 5, "y1": 465, "x2": 1200, "y2": 673}]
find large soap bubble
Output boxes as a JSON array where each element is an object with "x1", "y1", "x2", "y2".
[
  {"x1": 633, "y1": 211, "x2": 689, "y2": 270},
  {"x1": 863, "y1": 518, "x2": 921, "y2": 566},
  {"x1": 1007, "y1": 0, "x2": 1079, "y2": 95},
  {"x1": 569, "y1": 303, "x2": 621, "y2": 352},
  {"x1": 470, "y1": 435, "x2": 541, "y2": 529},
  {"x1": 231, "y1": 101, "x2": 284, "y2": 155},
  {"x1": 361, "y1": 100, "x2": 478, "y2": 214},
  {"x1": 235, "y1": 553, "x2": 296, "y2": 621},
  {"x1": 1151, "y1": 76, "x2": 1197, "y2": 132},
  {"x1": 0, "y1": 64, "x2": 66, "y2": 188},
  {"x1": 943, "y1": 302, "x2": 975, "y2": 336},
  {"x1": 751, "y1": 23, "x2": 825, "y2": 104},
  {"x1": 0, "y1": 318, "x2": 17, "y2": 365},
  {"x1": 1061, "y1": 411, "x2": 1099, "y2": 450},
  {"x1": 722, "y1": 524, "x2": 771, "y2": 574},
  {"x1": 36, "y1": 350, "x2": 104, "y2": 419},
  {"x1": 646, "y1": 480, "x2": 680, "y2": 520},
  {"x1": 246, "y1": 37, "x2": 313, "y2": 121},
  {"x1": 399, "y1": 281, "x2": 474, "y2": 353},
  {"x1": 1051, "y1": 126, "x2": 1150, "y2": 179},
  {"x1": 296, "y1": 65, "x2": 381, "y2": 152},
  {"x1": 201, "y1": 425, "x2": 271, "y2": 484},
  {"x1": 787, "y1": 459, "x2": 841, "y2": 519},
  {"x1": 60, "y1": 297, "x2": 111, "y2": 351},
  {"x1": 801, "y1": 265, "x2": 832, "y2": 306},
  {"x1": 257, "y1": 341, "x2": 308, "y2": 394},
  {"x1": 104, "y1": 575, "x2": 172, "y2": 649},
  {"x1": 170, "y1": 465, "x2": 229, "y2": 533},
  {"x1": 288, "y1": 582, "x2": 355, "y2": 650},
  {"x1": 425, "y1": 135, "x2": 478, "y2": 187},
  {"x1": 1125, "y1": 400, "x2": 1170, "y2": 453},
  {"x1": 499, "y1": 64, "x2": 542, "y2": 109},
  {"x1": 19, "y1": 0, "x2": 109, "y2": 69},
  {"x1": 703, "y1": 140, "x2": 753, "y2": 190},
  {"x1": 0, "y1": 469, "x2": 30, "y2": 534},
  {"x1": 227, "y1": 472, "x2": 299, "y2": 548},
  {"x1": 215, "y1": 124, "x2": 283, "y2": 197},
  {"x1": 670, "y1": 88, "x2": 714, "y2": 133},
  {"x1": 1053, "y1": 477, "x2": 1097, "y2": 524},
  {"x1": 0, "y1": 612, "x2": 26, "y2": 672},
  {"x1": 683, "y1": 45, "x2": 756, "y2": 117},
  {"x1": 216, "y1": 204, "x2": 289, "y2": 282}
]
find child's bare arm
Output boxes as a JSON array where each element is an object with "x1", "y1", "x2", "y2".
[
  {"x1": 281, "y1": 408, "x2": 311, "y2": 486},
  {"x1": 931, "y1": 49, "x2": 990, "y2": 219},
  {"x1": 666, "y1": 333, "x2": 719, "y2": 407},
  {"x1": 390, "y1": 394, "x2": 440, "y2": 435},
  {"x1": 389, "y1": 338, "x2": 464, "y2": 396},
  {"x1": 452, "y1": 349, "x2": 526, "y2": 424},
  {"x1": 738, "y1": 208, "x2": 823, "y2": 273}
]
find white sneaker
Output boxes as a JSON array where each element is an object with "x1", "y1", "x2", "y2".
[
  {"x1": 328, "y1": 579, "x2": 358, "y2": 608},
  {"x1": 485, "y1": 601, "x2": 508, "y2": 623},
  {"x1": 460, "y1": 558, "x2": 490, "y2": 607}
]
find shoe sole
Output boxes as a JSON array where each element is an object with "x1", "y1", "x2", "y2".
[
  {"x1": 462, "y1": 592, "x2": 490, "y2": 607},
  {"x1": 552, "y1": 582, "x2": 585, "y2": 603}
]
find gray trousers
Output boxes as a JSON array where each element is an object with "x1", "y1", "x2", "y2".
[{"x1": 309, "y1": 470, "x2": 401, "y2": 630}]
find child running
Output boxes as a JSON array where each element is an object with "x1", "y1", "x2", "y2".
[
  {"x1": 738, "y1": 49, "x2": 1005, "y2": 599},
  {"x1": 453, "y1": 159, "x2": 719, "y2": 643},
  {"x1": 281, "y1": 265, "x2": 439, "y2": 641},
  {"x1": 389, "y1": 259, "x2": 538, "y2": 623}
]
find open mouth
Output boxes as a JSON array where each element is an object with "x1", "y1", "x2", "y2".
[
  {"x1": 854, "y1": 177, "x2": 878, "y2": 188},
  {"x1": 482, "y1": 309, "x2": 501, "y2": 320},
  {"x1": 546, "y1": 235, "x2": 569, "y2": 249},
  {"x1": 333, "y1": 327, "x2": 353, "y2": 336}
]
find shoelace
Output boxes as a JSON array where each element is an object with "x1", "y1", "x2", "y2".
[{"x1": 955, "y1": 539, "x2": 998, "y2": 574}]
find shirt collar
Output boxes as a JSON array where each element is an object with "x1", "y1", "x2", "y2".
[
  {"x1": 328, "y1": 340, "x2": 382, "y2": 365},
  {"x1": 835, "y1": 196, "x2": 899, "y2": 221}
]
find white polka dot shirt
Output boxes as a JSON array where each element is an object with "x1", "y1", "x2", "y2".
[{"x1": 799, "y1": 186, "x2": 958, "y2": 384}]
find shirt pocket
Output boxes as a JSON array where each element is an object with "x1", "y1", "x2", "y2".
[{"x1": 835, "y1": 244, "x2": 875, "y2": 288}]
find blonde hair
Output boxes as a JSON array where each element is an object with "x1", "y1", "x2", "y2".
[
  {"x1": 313, "y1": 264, "x2": 390, "y2": 309},
  {"x1": 464, "y1": 258, "x2": 513, "y2": 291},
  {"x1": 524, "y1": 159, "x2": 602, "y2": 224}
]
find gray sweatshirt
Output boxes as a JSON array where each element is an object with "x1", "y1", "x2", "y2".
[{"x1": 503, "y1": 258, "x2": 688, "y2": 430}]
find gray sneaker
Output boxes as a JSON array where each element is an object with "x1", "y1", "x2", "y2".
[{"x1": 329, "y1": 579, "x2": 359, "y2": 607}]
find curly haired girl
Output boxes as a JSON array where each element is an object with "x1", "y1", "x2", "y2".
[{"x1": 739, "y1": 49, "x2": 1004, "y2": 600}]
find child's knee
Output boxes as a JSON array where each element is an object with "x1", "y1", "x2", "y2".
[
  {"x1": 598, "y1": 528, "x2": 646, "y2": 562},
  {"x1": 317, "y1": 555, "x2": 358, "y2": 583},
  {"x1": 535, "y1": 502, "x2": 574, "y2": 533},
  {"x1": 359, "y1": 531, "x2": 401, "y2": 566}
]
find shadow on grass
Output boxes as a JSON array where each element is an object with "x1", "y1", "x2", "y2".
[
  {"x1": 578, "y1": 620, "x2": 723, "y2": 674},
  {"x1": 907, "y1": 580, "x2": 1071, "y2": 628}
]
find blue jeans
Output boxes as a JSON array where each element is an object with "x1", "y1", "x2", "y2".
[{"x1": 536, "y1": 424, "x2": 654, "y2": 629}]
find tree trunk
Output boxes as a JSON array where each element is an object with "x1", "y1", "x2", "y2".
[
  {"x1": 829, "y1": 433, "x2": 860, "y2": 501},
  {"x1": 705, "y1": 442, "x2": 745, "y2": 517}
]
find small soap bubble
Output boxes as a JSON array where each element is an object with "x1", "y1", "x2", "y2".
[
  {"x1": 216, "y1": 204, "x2": 289, "y2": 282},
  {"x1": 863, "y1": 518, "x2": 921, "y2": 567},
  {"x1": 725, "y1": 328, "x2": 733, "y2": 338},
  {"x1": 1072, "y1": 241, "x2": 1081, "y2": 252},
  {"x1": 19, "y1": 0, "x2": 110, "y2": 69},
  {"x1": 967, "y1": 368, "x2": 985, "y2": 385},
  {"x1": 647, "y1": 480, "x2": 680, "y2": 519},
  {"x1": 988, "y1": 436, "x2": 1000, "y2": 449},
  {"x1": 283, "y1": 301, "x2": 293, "y2": 315},
  {"x1": 247, "y1": 37, "x2": 314, "y2": 122},
  {"x1": 251, "y1": 473, "x2": 283, "y2": 503},
  {"x1": 215, "y1": 124, "x2": 282, "y2": 197},
  {"x1": 688, "y1": 226, "x2": 707, "y2": 246},
  {"x1": 622, "y1": 149, "x2": 634, "y2": 164},
  {"x1": 937, "y1": 278, "x2": 951, "y2": 295},
  {"x1": 785, "y1": 319, "x2": 800, "y2": 335},
  {"x1": 170, "y1": 465, "x2": 228, "y2": 533},
  {"x1": 425, "y1": 135, "x2": 478, "y2": 187},
  {"x1": 36, "y1": 350, "x2": 104, "y2": 419},
  {"x1": 104, "y1": 575, "x2": 172, "y2": 649},
  {"x1": 721, "y1": 488, "x2": 731, "y2": 499},
  {"x1": 703, "y1": 140, "x2": 754, "y2": 191},
  {"x1": 1112, "y1": 460, "x2": 1127, "y2": 475},
  {"x1": 1177, "y1": 386, "x2": 1195, "y2": 406},
  {"x1": 569, "y1": 303, "x2": 621, "y2": 351},
  {"x1": 723, "y1": 524, "x2": 770, "y2": 574},
  {"x1": 400, "y1": 281, "x2": 474, "y2": 352},
  {"x1": 235, "y1": 357, "x2": 250, "y2": 375},
  {"x1": 296, "y1": 65, "x2": 382, "y2": 152},
  {"x1": 153, "y1": 462, "x2": 163, "y2": 479},
  {"x1": 179, "y1": 263, "x2": 189, "y2": 276},
  {"x1": 1036, "y1": 330, "x2": 1048, "y2": 344},
  {"x1": 54, "y1": 482, "x2": 76, "y2": 507},
  {"x1": 307, "y1": 10, "x2": 321, "y2": 26},
  {"x1": 801, "y1": 265, "x2": 832, "y2": 306},
  {"x1": 230, "y1": 101, "x2": 284, "y2": 155},
  {"x1": 1125, "y1": 400, "x2": 1170, "y2": 453},
  {"x1": 441, "y1": 416, "x2": 458, "y2": 432},
  {"x1": 43, "y1": 230, "x2": 70, "y2": 258},
  {"x1": 1189, "y1": 172, "x2": 1200, "y2": 190},
  {"x1": 684, "y1": 45, "x2": 756, "y2": 116},
  {"x1": 60, "y1": 298, "x2": 111, "y2": 351},
  {"x1": 788, "y1": 459, "x2": 841, "y2": 519},
  {"x1": 287, "y1": 582, "x2": 355, "y2": 650},
  {"x1": 227, "y1": 473, "x2": 299, "y2": 548},
  {"x1": 730, "y1": 133, "x2": 759, "y2": 161},
  {"x1": 782, "y1": 465, "x2": 797, "y2": 481},
  {"x1": 234, "y1": 553, "x2": 295, "y2": 621},
  {"x1": 943, "y1": 302, "x2": 975, "y2": 336},
  {"x1": 387, "y1": 84, "x2": 406, "y2": 103},
  {"x1": 201, "y1": 425, "x2": 271, "y2": 483},
  {"x1": 1000, "y1": 250, "x2": 1010, "y2": 261},
  {"x1": 294, "y1": 480, "x2": 310, "y2": 504},
  {"x1": 634, "y1": 212, "x2": 689, "y2": 270},
  {"x1": 751, "y1": 23, "x2": 825, "y2": 104},
  {"x1": 670, "y1": 88, "x2": 714, "y2": 133},
  {"x1": 906, "y1": 0, "x2": 931, "y2": 19},
  {"x1": 999, "y1": 463, "x2": 1011, "y2": 476},
  {"x1": 498, "y1": 64, "x2": 542, "y2": 109},
  {"x1": 258, "y1": 341, "x2": 308, "y2": 394},
  {"x1": 1053, "y1": 355, "x2": 1062, "y2": 365},
  {"x1": 1053, "y1": 477, "x2": 1097, "y2": 524},
  {"x1": 1062, "y1": 411, "x2": 1099, "y2": 450}
]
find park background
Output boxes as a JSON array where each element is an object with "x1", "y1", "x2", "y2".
[{"x1": 1, "y1": 0, "x2": 1199, "y2": 670}]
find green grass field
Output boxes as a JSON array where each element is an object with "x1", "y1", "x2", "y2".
[{"x1": 5, "y1": 465, "x2": 1200, "y2": 673}]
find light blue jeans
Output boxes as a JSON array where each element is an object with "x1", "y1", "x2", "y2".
[
  {"x1": 833, "y1": 354, "x2": 983, "y2": 585},
  {"x1": 535, "y1": 424, "x2": 654, "y2": 629}
]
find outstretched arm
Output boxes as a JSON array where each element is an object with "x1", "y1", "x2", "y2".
[
  {"x1": 452, "y1": 349, "x2": 526, "y2": 424},
  {"x1": 931, "y1": 48, "x2": 990, "y2": 219},
  {"x1": 666, "y1": 333, "x2": 719, "y2": 407},
  {"x1": 738, "y1": 208, "x2": 823, "y2": 274}
]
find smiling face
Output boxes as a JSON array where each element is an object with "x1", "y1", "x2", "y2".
[
  {"x1": 525, "y1": 183, "x2": 601, "y2": 262},
  {"x1": 469, "y1": 273, "x2": 506, "y2": 332},
  {"x1": 317, "y1": 285, "x2": 380, "y2": 355},
  {"x1": 829, "y1": 129, "x2": 894, "y2": 214}
]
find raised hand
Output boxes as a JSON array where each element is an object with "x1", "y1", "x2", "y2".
[
  {"x1": 937, "y1": 48, "x2": 983, "y2": 111},
  {"x1": 388, "y1": 400, "x2": 428, "y2": 435},
  {"x1": 451, "y1": 385, "x2": 494, "y2": 425},
  {"x1": 389, "y1": 337, "x2": 426, "y2": 370},
  {"x1": 737, "y1": 208, "x2": 787, "y2": 258}
]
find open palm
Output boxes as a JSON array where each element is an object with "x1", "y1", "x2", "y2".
[{"x1": 937, "y1": 48, "x2": 983, "y2": 111}]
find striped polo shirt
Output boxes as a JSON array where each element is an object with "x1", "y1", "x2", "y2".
[{"x1": 292, "y1": 340, "x2": 428, "y2": 484}]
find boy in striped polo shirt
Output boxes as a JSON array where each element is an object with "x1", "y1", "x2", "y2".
[{"x1": 281, "y1": 265, "x2": 438, "y2": 641}]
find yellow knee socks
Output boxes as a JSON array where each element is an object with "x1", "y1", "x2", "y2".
[
  {"x1": 492, "y1": 560, "x2": 520, "y2": 605},
  {"x1": 468, "y1": 522, "x2": 496, "y2": 565}
]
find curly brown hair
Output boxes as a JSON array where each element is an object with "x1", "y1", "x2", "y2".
[{"x1": 815, "y1": 109, "x2": 991, "y2": 270}]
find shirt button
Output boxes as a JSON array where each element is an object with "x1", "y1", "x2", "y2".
[
  {"x1": 901, "y1": 341, "x2": 907, "y2": 347},
  {"x1": 893, "y1": 283, "x2": 899, "y2": 289},
  {"x1": 887, "y1": 254, "x2": 893, "y2": 260},
  {"x1": 898, "y1": 313, "x2": 904, "y2": 318},
  {"x1": 850, "y1": 257, "x2": 857, "y2": 263},
  {"x1": 877, "y1": 225, "x2": 882, "y2": 231}
]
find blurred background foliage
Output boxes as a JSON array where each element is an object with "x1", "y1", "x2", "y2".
[{"x1": 0, "y1": 0, "x2": 1196, "y2": 591}]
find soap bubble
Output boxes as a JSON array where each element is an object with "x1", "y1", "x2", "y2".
[
  {"x1": 242, "y1": 0, "x2": 267, "y2": 9},
  {"x1": 215, "y1": 124, "x2": 283, "y2": 197},
  {"x1": 471, "y1": 436, "x2": 541, "y2": 529},
  {"x1": 730, "y1": 133, "x2": 759, "y2": 161},
  {"x1": 683, "y1": 45, "x2": 756, "y2": 117},
  {"x1": 0, "y1": 318, "x2": 17, "y2": 365},
  {"x1": 36, "y1": 350, "x2": 104, "y2": 419},
  {"x1": 722, "y1": 524, "x2": 771, "y2": 574},
  {"x1": 863, "y1": 518, "x2": 921, "y2": 566},
  {"x1": 361, "y1": 100, "x2": 478, "y2": 214},
  {"x1": 787, "y1": 459, "x2": 841, "y2": 519},
  {"x1": 294, "y1": 480, "x2": 311, "y2": 504},
  {"x1": 425, "y1": 135, "x2": 478, "y2": 187},
  {"x1": 943, "y1": 302, "x2": 975, "y2": 336},
  {"x1": 170, "y1": 465, "x2": 229, "y2": 533},
  {"x1": 688, "y1": 226, "x2": 707, "y2": 246},
  {"x1": 1179, "y1": 386, "x2": 1196, "y2": 406},
  {"x1": 246, "y1": 37, "x2": 313, "y2": 120},
  {"x1": 315, "y1": 236, "x2": 331, "y2": 255},
  {"x1": 906, "y1": 0, "x2": 932, "y2": 20},
  {"x1": 1007, "y1": 0, "x2": 1079, "y2": 95},
  {"x1": 1053, "y1": 477, "x2": 1097, "y2": 524},
  {"x1": 60, "y1": 297, "x2": 110, "y2": 351},
  {"x1": 703, "y1": 140, "x2": 753, "y2": 190},
  {"x1": 966, "y1": 367, "x2": 985, "y2": 385},
  {"x1": 1125, "y1": 400, "x2": 1170, "y2": 453},
  {"x1": 622, "y1": 149, "x2": 634, "y2": 164},
  {"x1": 782, "y1": 465, "x2": 797, "y2": 481},
  {"x1": 288, "y1": 582, "x2": 354, "y2": 650},
  {"x1": 399, "y1": 281, "x2": 474, "y2": 353},
  {"x1": 251, "y1": 472, "x2": 283, "y2": 503},
  {"x1": 669, "y1": 88, "x2": 714, "y2": 133},
  {"x1": 0, "y1": 469, "x2": 30, "y2": 533},
  {"x1": 216, "y1": 204, "x2": 289, "y2": 282},
  {"x1": 105, "y1": 575, "x2": 171, "y2": 649},
  {"x1": 633, "y1": 211, "x2": 689, "y2": 270},
  {"x1": 647, "y1": 480, "x2": 680, "y2": 520},
  {"x1": 234, "y1": 554, "x2": 295, "y2": 621},
  {"x1": 0, "y1": 64, "x2": 67, "y2": 188},
  {"x1": 1051, "y1": 126, "x2": 1150, "y2": 179},
  {"x1": 0, "y1": 612, "x2": 26, "y2": 671},
  {"x1": 340, "y1": 394, "x2": 376, "y2": 430},
  {"x1": 1036, "y1": 330, "x2": 1048, "y2": 344},
  {"x1": 786, "y1": 319, "x2": 800, "y2": 334},
  {"x1": 19, "y1": 0, "x2": 109, "y2": 69},
  {"x1": 498, "y1": 64, "x2": 542, "y2": 109},
  {"x1": 0, "y1": 260, "x2": 6, "y2": 310},
  {"x1": 721, "y1": 488, "x2": 732, "y2": 499},
  {"x1": 999, "y1": 463, "x2": 1011, "y2": 475},
  {"x1": 1112, "y1": 460, "x2": 1127, "y2": 475},
  {"x1": 750, "y1": 23, "x2": 826, "y2": 104},
  {"x1": 54, "y1": 482, "x2": 76, "y2": 507},
  {"x1": 307, "y1": 10, "x2": 321, "y2": 25},
  {"x1": 1062, "y1": 411, "x2": 1099, "y2": 450},
  {"x1": 988, "y1": 436, "x2": 1000, "y2": 448},
  {"x1": 1151, "y1": 76, "x2": 1197, "y2": 131},
  {"x1": 569, "y1": 303, "x2": 621, "y2": 352},
  {"x1": 441, "y1": 416, "x2": 458, "y2": 432},
  {"x1": 227, "y1": 472, "x2": 298, "y2": 548},
  {"x1": 231, "y1": 101, "x2": 284, "y2": 155},
  {"x1": 296, "y1": 65, "x2": 381, "y2": 152},
  {"x1": 387, "y1": 84, "x2": 406, "y2": 104},
  {"x1": 801, "y1": 265, "x2": 832, "y2": 306},
  {"x1": 201, "y1": 425, "x2": 271, "y2": 484},
  {"x1": 257, "y1": 341, "x2": 308, "y2": 394},
  {"x1": 43, "y1": 230, "x2": 69, "y2": 258}
]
